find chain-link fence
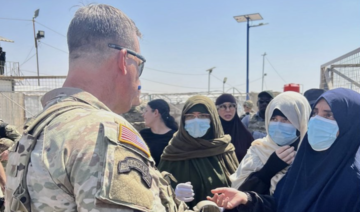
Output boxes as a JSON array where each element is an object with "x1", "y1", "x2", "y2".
[
  {"x1": 320, "y1": 48, "x2": 360, "y2": 92},
  {"x1": 0, "y1": 76, "x2": 66, "y2": 129},
  {"x1": 0, "y1": 74, "x2": 273, "y2": 131}
]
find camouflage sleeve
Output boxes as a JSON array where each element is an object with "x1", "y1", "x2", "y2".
[
  {"x1": 5, "y1": 125, "x2": 21, "y2": 142},
  {"x1": 0, "y1": 138, "x2": 13, "y2": 154},
  {"x1": 67, "y1": 120, "x2": 134, "y2": 212}
]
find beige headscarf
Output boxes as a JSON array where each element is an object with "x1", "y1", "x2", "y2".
[
  {"x1": 230, "y1": 91, "x2": 311, "y2": 194},
  {"x1": 161, "y1": 95, "x2": 236, "y2": 161}
]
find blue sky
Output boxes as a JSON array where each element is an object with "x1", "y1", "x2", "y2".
[{"x1": 0, "y1": 0, "x2": 359, "y2": 94}]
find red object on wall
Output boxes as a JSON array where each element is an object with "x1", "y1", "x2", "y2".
[{"x1": 284, "y1": 83, "x2": 300, "y2": 93}]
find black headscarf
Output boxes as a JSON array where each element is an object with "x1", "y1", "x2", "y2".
[
  {"x1": 274, "y1": 88, "x2": 360, "y2": 212},
  {"x1": 216, "y1": 94, "x2": 254, "y2": 162}
]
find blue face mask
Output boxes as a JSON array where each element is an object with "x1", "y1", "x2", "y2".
[
  {"x1": 268, "y1": 122, "x2": 298, "y2": 146},
  {"x1": 307, "y1": 115, "x2": 339, "y2": 151},
  {"x1": 184, "y1": 118, "x2": 211, "y2": 138}
]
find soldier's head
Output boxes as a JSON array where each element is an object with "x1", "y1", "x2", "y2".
[
  {"x1": 257, "y1": 91, "x2": 274, "y2": 113},
  {"x1": 243, "y1": 100, "x2": 253, "y2": 113},
  {"x1": 65, "y1": 4, "x2": 144, "y2": 114}
]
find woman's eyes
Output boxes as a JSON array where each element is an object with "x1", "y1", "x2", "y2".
[{"x1": 325, "y1": 114, "x2": 334, "y2": 119}]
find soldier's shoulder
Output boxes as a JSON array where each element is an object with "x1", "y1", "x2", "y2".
[
  {"x1": 48, "y1": 106, "x2": 130, "y2": 131},
  {"x1": 44, "y1": 107, "x2": 134, "y2": 149}
]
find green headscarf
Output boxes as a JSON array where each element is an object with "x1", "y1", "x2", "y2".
[{"x1": 158, "y1": 95, "x2": 239, "y2": 208}]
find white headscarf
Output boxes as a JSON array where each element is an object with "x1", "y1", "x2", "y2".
[{"x1": 230, "y1": 91, "x2": 311, "y2": 194}]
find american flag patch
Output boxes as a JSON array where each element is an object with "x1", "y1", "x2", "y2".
[{"x1": 118, "y1": 124, "x2": 150, "y2": 157}]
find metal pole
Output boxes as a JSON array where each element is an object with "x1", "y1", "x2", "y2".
[
  {"x1": 208, "y1": 71, "x2": 210, "y2": 94},
  {"x1": 223, "y1": 83, "x2": 225, "y2": 93},
  {"x1": 33, "y1": 18, "x2": 40, "y2": 86},
  {"x1": 261, "y1": 52, "x2": 266, "y2": 91},
  {"x1": 246, "y1": 17, "x2": 250, "y2": 100}
]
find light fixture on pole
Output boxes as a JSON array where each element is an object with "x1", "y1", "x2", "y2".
[
  {"x1": 233, "y1": 13, "x2": 268, "y2": 100},
  {"x1": 206, "y1": 67, "x2": 216, "y2": 94},
  {"x1": 223, "y1": 77, "x2": 227, "y2": 93},
  {"x1": 32, "y1": 9, "x2": 40, "y2": 86},
  {"x1": 261, "y1": 52, "x2": 267, "y2": 91}
]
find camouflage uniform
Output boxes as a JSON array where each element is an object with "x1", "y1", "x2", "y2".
[
  {"x1": 5, "y1": 88, "x2": 192, "y2": 212},
  {"x1": 0, "y1": 122, "x2": 21, "y2": 166},
  {"x1": 242, "y1": 112, "x2": 267, "y2": 139},
  {"x1": 0, "y1": 120, "x2": 21, "y2": 208}
]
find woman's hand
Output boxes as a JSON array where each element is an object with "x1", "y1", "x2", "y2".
[
  {"x1": 276, "y1": 145, "x2": 296, "y2": 164},
  {"x1": 206, "y1": 187, "x2": 248, "y2": 209}
]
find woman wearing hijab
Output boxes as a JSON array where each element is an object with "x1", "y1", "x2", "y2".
[
  {"x1": 158, "y1": 95, "x2": 239, "y2": 208},
  {"x1": 207, "y1": 88, "x2": 360, "y2": 212},
  {"x1": 140, "y1": 99, "x2": 178, "y2": 165},
  {"x1": 230, "y1": 91, "x2": 310, "y2": 195},
  {"x1": 215, "y1": 94, "x2": 254, "y2": 163}
]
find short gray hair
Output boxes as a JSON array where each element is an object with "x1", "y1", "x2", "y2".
[{"x1": 67, "y1": 4, "x2": 141, "y2": 60}]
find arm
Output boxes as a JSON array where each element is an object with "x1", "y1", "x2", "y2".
[
  {"x1": 0, "y1": 163, "x2": 6, "y2": 192},
  {"x1": 239, "y1": 146, "x2": 295, "y2": 195},
  {"x1": 207, "y1": 188, "x2": 276, "y2": 212},
  {"x1": 239, "y1": 152, "x2": 288, "y2": 194},
  {"x1": 230, "y1": 146, "x2": 263, "y2": 190}
]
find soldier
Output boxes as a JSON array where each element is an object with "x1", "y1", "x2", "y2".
[
  {"x1": 5, "y1": 4, "x2": 218, "y2": 212},
  {"x1": 0, "y1": 47, "x2": 5, "y2": 75},
  {"x1": 241, "y1": 91, "x2": 274, "y2": 139},
  {"x1": 0, "y1": 120, "x2": 21, "y2": 162},
  {"x1": 239, "y1": 100, "x2": 254, "y2": 121},
  {"x1": 0, "y1": 120, "x2": 21, "y2": 211}
]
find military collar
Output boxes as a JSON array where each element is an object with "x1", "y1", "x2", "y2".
[
  {"x1": 255, "y1": 112, "x2": 265, "y2": 121},
  {"x1": 41, "y1": 87, "x2": 111, "y2": 112}
]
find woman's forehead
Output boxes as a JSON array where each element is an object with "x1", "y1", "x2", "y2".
[
  {"x1": 314, "y1": 99, "x2": 331, "y2": 111},
  {"x1": 219, "y1": 102, "x2": 233, "y2": 105},
  {"x1": 185, "y1": 111, "x2": 208, "y2": 115}
]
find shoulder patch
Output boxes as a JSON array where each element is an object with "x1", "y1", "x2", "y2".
[
  {"x1": 118, "y1": 157, "x2": 152, "y2": 188},
  {"x1": 118, "y1": 124, "x2": 150, "y2": 157}
]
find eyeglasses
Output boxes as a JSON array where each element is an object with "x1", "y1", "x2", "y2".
[
  {"x1": 217, "y1": 103, "x2": 237, "y2": 111},
  {"x1": 108, "y1": 43, "x2": 146, "y2": 77},
  {"x1": 184, "y1": 113, "x2": 211, "y2": 120},
  {"x1": 258, "y1": 100, "x2": 271, "y2": 105}
]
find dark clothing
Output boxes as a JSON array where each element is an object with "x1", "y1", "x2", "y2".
[
  {"x1": 215, "y1": 94, "x2": 254, "y2": 162},
  {"x1": 220, "y1": 114, "x2": 254, "y2": 163},
  {"x1": 0, "y1": 51, "x2": 5, "y2": 62},
  {"x1": 140, "y1": 128, "x2": 175, "y2": 165},
  {"x1": 225, "y1": 192, "x2": 276, "y2": 212},
  {"x1": 274, "y1": 88, "x2": 360, "y2": 212},
  {"x1": 304, "y1": 88, "x2": 325, "y2": 107},
  {"x1": 0, "y1": 122, "x2": 8, "y2": 138},
  {"x1": 0, "y1": 51, "x2": 5, "y2": 75},
  {"x1": 227, "y1": 89, "x2": 360, "y2": 212},
  {"x1": 162, "y1": 156, "x2": 235, "y2": 209},
  {"x1": 159, "y1": 96, "x2": 239, "y2": 208},
  {"x1": 238, "y1": 152, "x2": 287, "y2": 195}
]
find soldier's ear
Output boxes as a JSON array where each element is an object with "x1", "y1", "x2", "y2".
[{"x1": 117, "y1": 49, "x2": 128, "y2": 75}]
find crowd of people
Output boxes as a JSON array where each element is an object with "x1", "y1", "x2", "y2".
[{"x1": 0, "y1": 3, "x2": 359, "y2": 212}]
